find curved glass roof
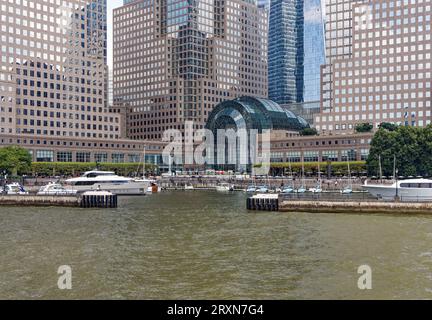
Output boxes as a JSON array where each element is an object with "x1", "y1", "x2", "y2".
[{"x1": 206, "y1": 96, "x2": 310, "y2": 133}]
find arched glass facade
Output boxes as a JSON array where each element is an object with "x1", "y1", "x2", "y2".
[
  {"x1": 206, "y1": 96, "x2": 309, "y2": 133},
  {"x1": 205, "y1": 97, "x2": 309, "y2": 172}
]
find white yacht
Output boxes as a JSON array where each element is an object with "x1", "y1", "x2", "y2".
[
  {"x1": 65, "y1": 170, "x2": 149, "y2": 195},
  {"x1": 3, "y1": 183, "x2": 28, "y2": 195},
  {"x1": 363, "y1": 178, "x2": 432, "y2": 202},
  {"x1": 37, "y1": 182, "x2": 78, "y2": 196},
  {"x1": 216, "y1": 183, "x2": 234, "y2": 192}
]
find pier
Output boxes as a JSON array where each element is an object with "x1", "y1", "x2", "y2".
[
  {"x1": 0, "y1": 192, "x2": 118, "y2": 208},
  {"x1": 247, "y1": 193, "x2": 432, "y2": 214},
  {"x1": 0, "y1": 195, "x2": 80, "y2": 207}
]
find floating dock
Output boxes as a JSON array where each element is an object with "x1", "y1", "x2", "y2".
[{"x1": 247, "y1": 193, "x2": 432, "y2": 214}]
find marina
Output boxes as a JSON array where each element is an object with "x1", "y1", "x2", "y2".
[{"x1": 1, "y1": 190, "x2": 432, "y2": 299}]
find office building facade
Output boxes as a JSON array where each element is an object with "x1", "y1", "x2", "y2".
[
  {"x1": 0, "y1": 0, "x2": 124, "y2": 140},
  {"x1": 114, "y1": 0, "x2": 268, "y2": 140},
  {"x1": 315, "y1": 0, "x2": 432, "y2": 133}
]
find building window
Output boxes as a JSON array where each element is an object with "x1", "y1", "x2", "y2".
[
  {"x1": 286, "y1": 151, "x2": 301, "y2": 163},
  {"x1": 95, "y1": 153, "x2": 108, "y2": 163},
  {"x1": 304, "y1": 151, "x2": 319, "y2": 162},
  {"x1": 36, "y1": 150, "x2": 54, "y2": 162},
  {"x1": 322, "y1": 150, "x2": 338, "y2": 162},
  {"x1": 361, "y1": 149, "x2": 369, "y2": 161},
  {"x1": 112, "y1": 153, "x2": 125, "y2": 163},
  {"x1": 77, "y1": 152, "x2": 91, "y2": 163},
  {"x1": 128, "y1": 154, "x2": 141, "y2": 163},
  {"x1": 341, "y1": 150, "x2": 357, "y2": 161},
  {"x1": 57, "y1": 152, "x2": 72, "y2": 162}
]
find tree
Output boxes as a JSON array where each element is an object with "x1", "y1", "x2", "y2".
[
  {"x1": 300, "y1": 128, "x2": 318, "y2": 136},
  {"x1": 367, "y1": 125, "x2": 432, "y2": 177},
  {"x1": 355, "y1": 122, "x2": 373, "y2": 133},
  {"x1": 379, "y1": 122, "x2": 398, "y2": 131},
  {"x1": 0, "y1": 146, "x2": 32, "y2": 176}
]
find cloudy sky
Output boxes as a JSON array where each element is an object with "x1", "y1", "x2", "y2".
[{"x1": 107, "y1": 0, "x2": 123, "y2": 70}]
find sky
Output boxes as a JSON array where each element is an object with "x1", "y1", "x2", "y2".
[{"x1": 107, "y1": 0, "x2": 124, "y2": 71}]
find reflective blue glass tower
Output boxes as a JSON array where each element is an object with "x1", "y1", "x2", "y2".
[
  {"x1": 268, "y1": 0, "x2": 325, "y2": 104},
  {"x1": 303, "y1": 0, "x2": 326, "y2": 102},
  {"x1": 268, "y1": 0, "x2": 304, "y2": 105}
]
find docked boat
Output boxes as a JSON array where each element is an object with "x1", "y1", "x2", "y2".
[
  {"x1": 281, "y1": 186, "x2": 294, "y2": 193},
  {"x1": 363, "y1": 178, "x2": 432, "y2": 202},
  {"x1": 37, "y1": 182, "x2": 78, "y2": 195},
  {"x1": 246, "y1": 185, "x2": 257, "y2": 193},
  {"x1": 184, "y1": 184, "x2": 194, "y2": 190},
  {"x1": 4, "y1": 183, "x2": 28, "y2": 195},
  {"x1": 256, "y1": 185, "x2": 269, "y2": 193},
  {"x1": 296, "y1": 186, "x2": 306, "y2": 193},
  {"x1": 216, "y1": 183, "x2": 234, "y2": 192},
  {"x1": 65, "y1": 170, "x2": 149, "y2": 195}
]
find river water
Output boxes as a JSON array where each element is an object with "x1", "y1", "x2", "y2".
[{"x1": 1, "y1": 190, "x2": 432, "y2": 299}]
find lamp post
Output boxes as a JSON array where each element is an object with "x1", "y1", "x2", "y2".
[{"x1": 395, "y1": 169, "x2": 399, "y2": 202}]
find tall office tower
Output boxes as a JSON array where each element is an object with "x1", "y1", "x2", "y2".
[
  {"x1": 268, "y1": 0, "x2": 304, "y2": 104},
  {"x1": 257, "y1": 0, "x2": 270, "y2": 9},
  {"x1": 114, "y1": 0, "x2": 268, "y2": 140},
  {"x1": 315, "y1": 0, "x2": 432, "y2": 133},
  {"x1": 303, "y1": 0, "x2": 326, "y2": 102},
  {"x1": 320, "y1": 0, "x2": 360, "y2": 111},
  {"x1": 0, "y1": 0, "x2": 121, "y2": 139}
]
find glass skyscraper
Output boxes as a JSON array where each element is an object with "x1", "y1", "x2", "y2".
[
  {"x1": 303, "y1": 0, "x2": 326, "y2": 102},
  {"x1": 268, "y1": 0, "x2": 326, "y2": 104},
  {"x1": 268, "y1": 0, "x2": 304, "y2": 105}
]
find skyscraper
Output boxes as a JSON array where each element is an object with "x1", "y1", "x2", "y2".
[
  {"x1": 114, "y1": 0, "x2": 268, "y2": 140},
  {"x1": 0, "y1": 0, "x2": 122, "y2": 139},
  {"x1": 268, "y1": 0, "x2": 304, "y2": 105},
  {"x1": 303, "y1": 0, "x2": 326, "y2": 102},
  {"x1": 315, "y1": 0, "x2": 432, "y2": 133},
  {"x1": 268, "y1": 0, "x2": 326, "y2": 105}
]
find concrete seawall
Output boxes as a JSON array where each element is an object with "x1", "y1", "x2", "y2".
[
  {"x1": 0, "y1": 195, "x2": 80, "y2": 207},
  {"x1": 279, "y1": 200, "x2": 432, "y2": 214}
]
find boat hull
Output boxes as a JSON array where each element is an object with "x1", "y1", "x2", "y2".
[
  {"x1": 363, "y1": 185, "x2": 432, "y2": 202},
  {"x1": 67, "y1": 181, "x2": 149, "y2": 195}
]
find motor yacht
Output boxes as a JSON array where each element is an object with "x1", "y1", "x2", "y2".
[
  {"x1": 3, "y1": 183, "x2": 28, "y2": 195},
  {"x1": 363, "y1": 178, "x2": 432, "y2": 202},
  {"x1": 37, "y1": 182, "x2": 78, "y2": 195},
  {"x1": 65, "y1": 170, "x2": 149, "y2": 195}
]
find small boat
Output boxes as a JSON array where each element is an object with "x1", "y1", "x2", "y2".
[
  {"x1": 341, "y1": 186, "x2": 353, "y2": 194},
  {"x1": 257, "y1": 185, "x2": 269, "y2": 193},
  {"x1": 216, "y1": 183, "x2": 234, "y2": 192},
  {"x1": 309, "y1": 182, "x2": 323, "y2": 193},
  {"x1": 296, "y1": 186, "x2": 306, "y2": 193},
  {"x1": 184, "y1": 184, "x2": 194, "y2": 190},
  {"x1": 246, "y1": 185, "x2": 257, "y2": 193},
  {"x1": 281, "y1": 186, "x2": 294, "y2": 193},
  {"x1": 37, "y1": 182, "x2": 78, "y2": 195},
  {"x1": 4, "y1": 183, "x2": 28, "y2": 195}
]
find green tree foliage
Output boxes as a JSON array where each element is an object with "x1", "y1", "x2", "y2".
[
  {"x1": 378, "y1": 122, "x2": 398, "y2": 131},
  {"x1": 300, "y1": 128, "x2": 318, "y2": 136},
  {"x1": 367, "y1": 125, "x2": 432, "y2": 177},
  {"x1": 355, "y1": 123, "x2": 374, "y2": 133},
  {"x1": 0, "y1": 146, "x2": 32, "y2": 176}
]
